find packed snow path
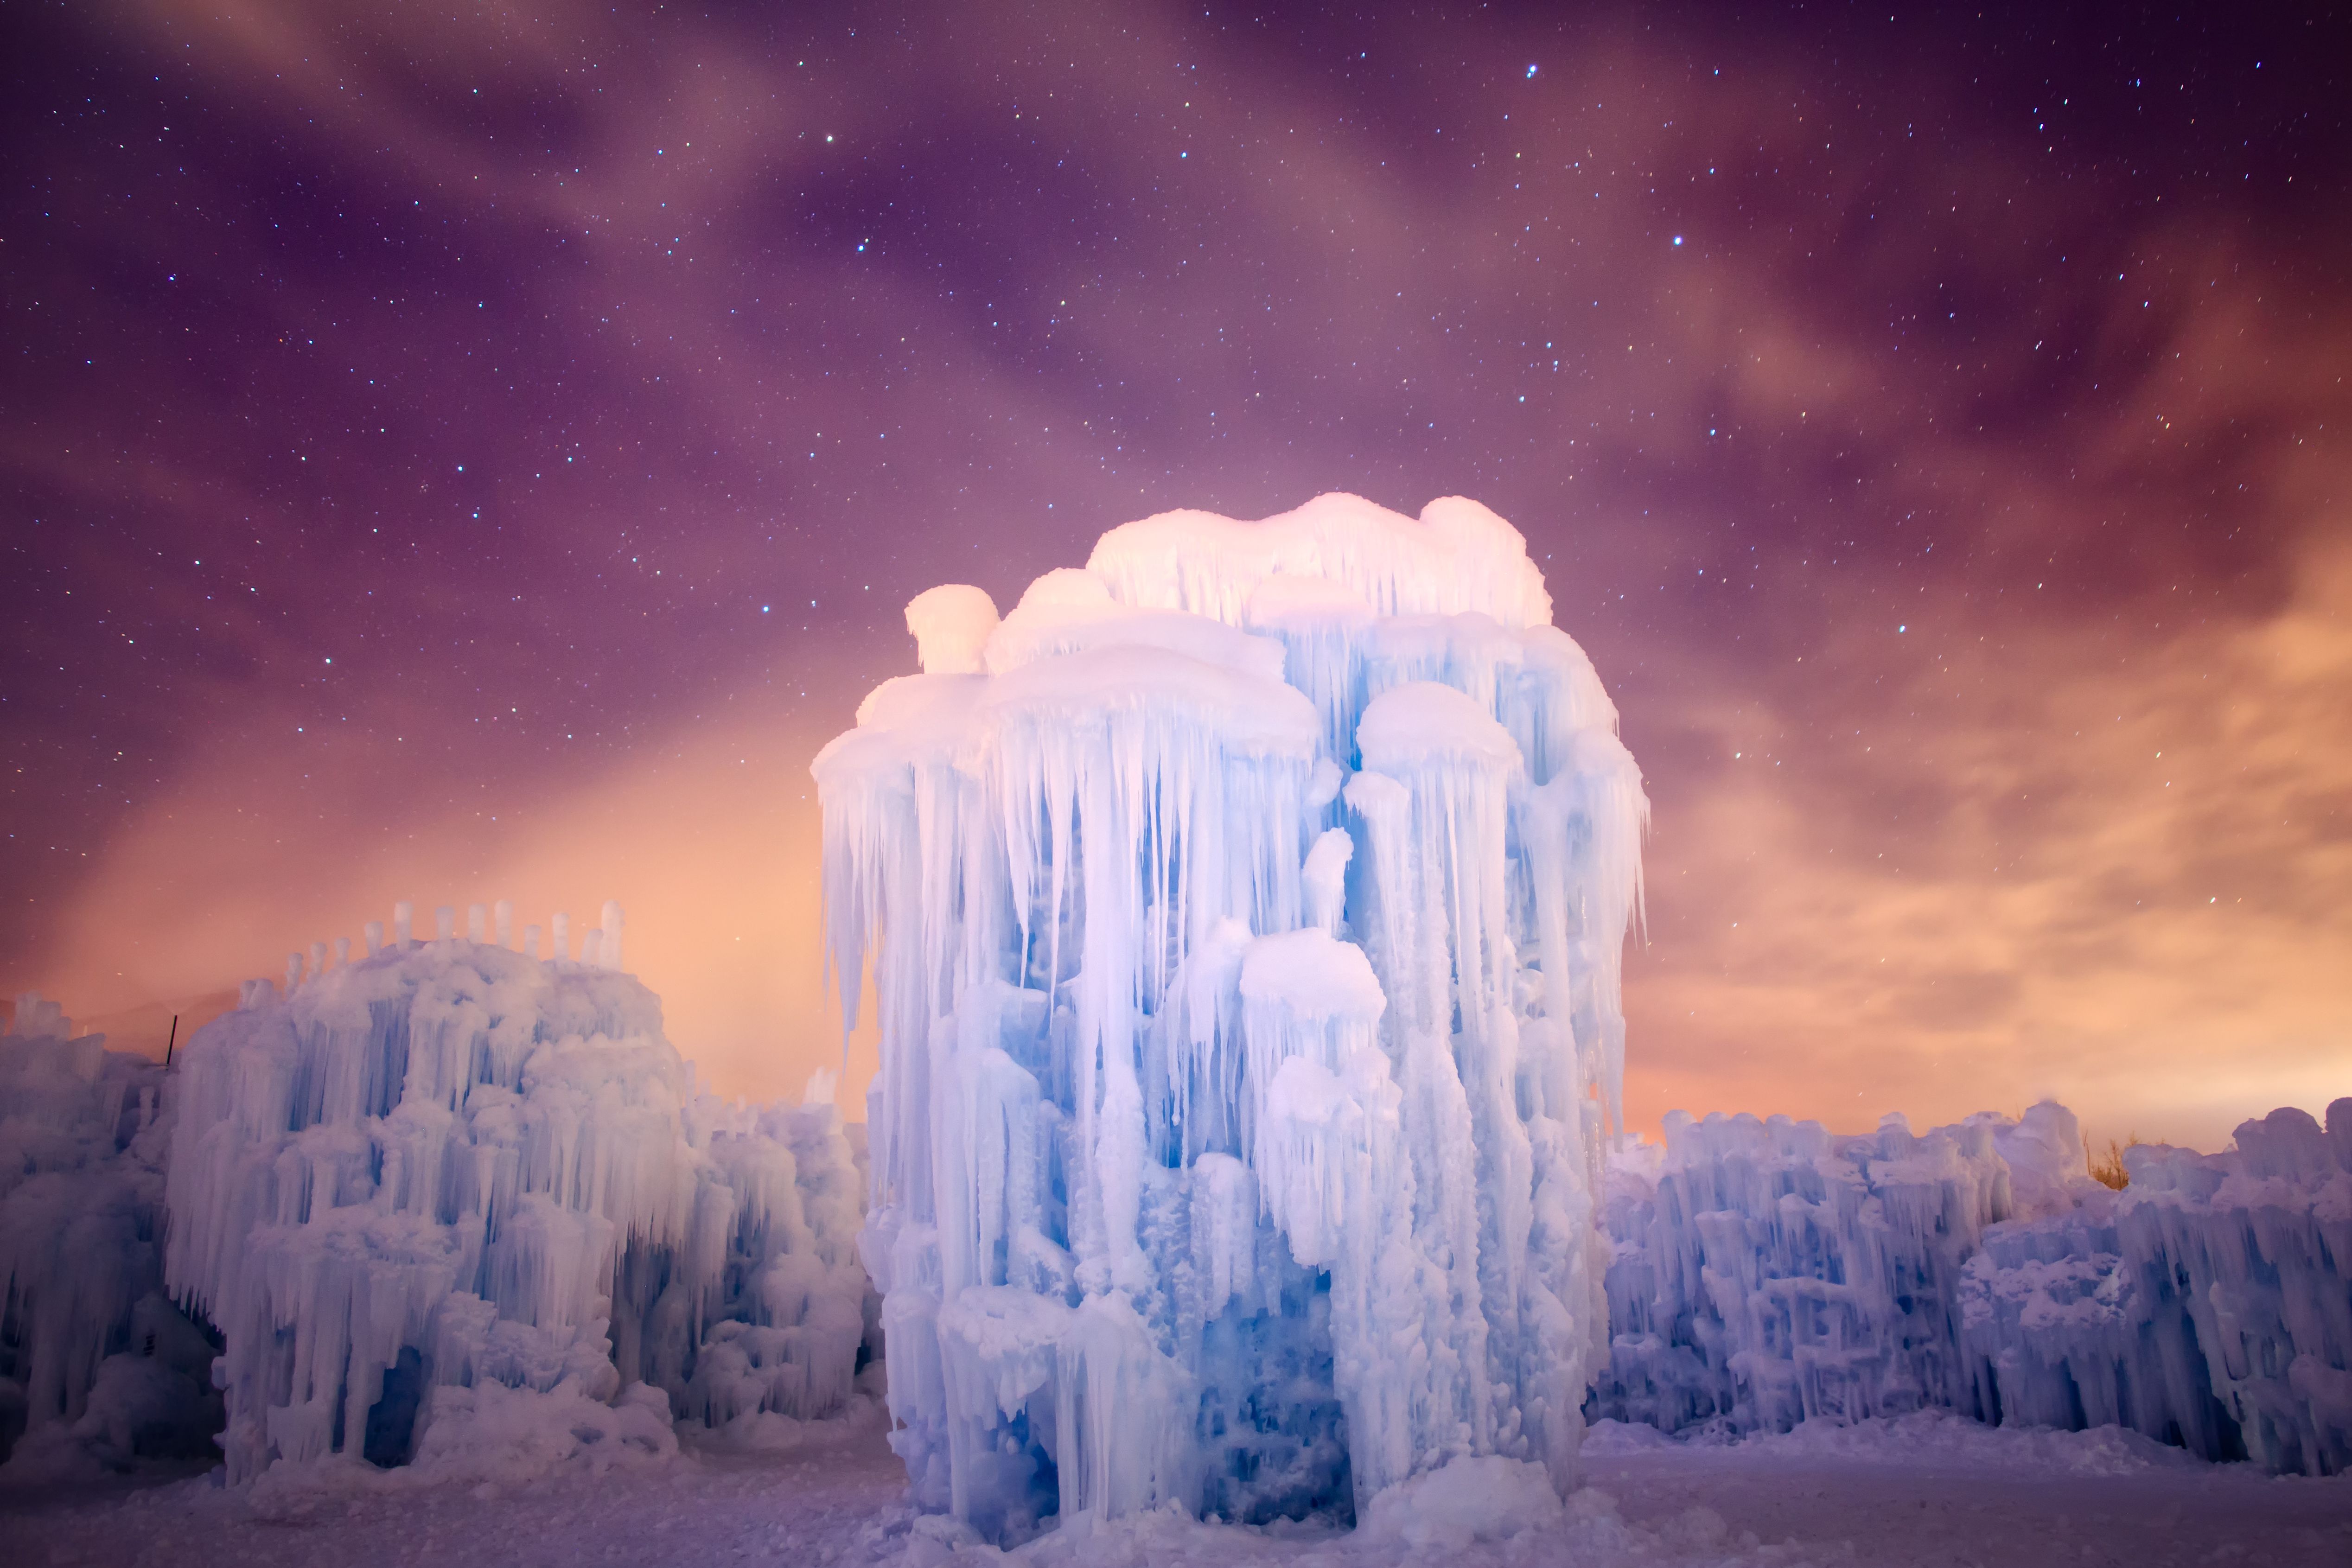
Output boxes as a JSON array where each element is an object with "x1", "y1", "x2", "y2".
[
  {"x1": 818, "y1": 494, "x2": 1648, "y2": 1536},
  {"x1": 7, "y1": 1413, "x2": 2350, "y2": 1568}
]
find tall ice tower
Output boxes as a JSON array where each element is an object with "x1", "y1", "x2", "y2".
[{"x1": 815, "y1": 494, "x2": 1645, "y2": 1540}]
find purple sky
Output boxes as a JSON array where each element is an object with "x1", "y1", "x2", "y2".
[{"x1": 6, "y1": 2, "x2": 2348, "y2": 1147}]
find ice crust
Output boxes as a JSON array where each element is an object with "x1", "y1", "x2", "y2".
[
  {"x1": 1593, "y1": 1097, "x2": 2352, "y2": 1476},
  {"x1": 159, "y1": 927, "x2": 868, "y2": 1482},
  {"x1": 816, "y1": 494, "x2": 1648, "y2": 1538}
]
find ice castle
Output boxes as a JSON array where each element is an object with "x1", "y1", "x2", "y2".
[{"x1": 815, "y1": 494, "x2": 1647, "y2": 1537}]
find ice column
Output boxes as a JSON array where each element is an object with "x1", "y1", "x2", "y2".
[
  {"x1": 601, "y1": 900, "x2": 626, "y2": 972},
  {"x1": 817, "y1": 494, "x2": 1645, "y2": 1539}
]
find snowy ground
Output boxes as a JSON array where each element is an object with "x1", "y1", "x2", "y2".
[{"x1": 7, "y1": 1412, "x2": 2348, "y2": 1568}]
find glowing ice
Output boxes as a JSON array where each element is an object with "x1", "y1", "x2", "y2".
[
  {"x1": 817, "y1": 494, "x2": 1647, "y2": 1537},
  {"x1": 1593, "y1": 1097, "x2": 2352, "y2": 1477},
  {"x1": 161, "y1": 914, "x2": 867, "y2": 1482}
]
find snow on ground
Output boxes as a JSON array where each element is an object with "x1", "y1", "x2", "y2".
[{"x1": 8, "y1": 1411, "x2": 2347, "y2": 1568}]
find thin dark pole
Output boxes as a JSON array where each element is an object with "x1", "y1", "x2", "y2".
[{"x1": 165, "y1": 1014, "x2": 178, "y2": 1069}]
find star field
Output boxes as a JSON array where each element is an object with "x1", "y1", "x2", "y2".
[{"x1": 4, "y1": 1, "x2": 2348, "y2": 1144}]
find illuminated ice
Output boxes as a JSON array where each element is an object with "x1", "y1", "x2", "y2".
[
  {"x1": 816, "y1": 493, "x2": 1647, "y2": 1538},
  {"x1": 162, "y1": 919, "x2": 868, "y2": 1482},
  {"x1": 1594, "y1": 1097, "x2": 2352, "y2": 1477}
]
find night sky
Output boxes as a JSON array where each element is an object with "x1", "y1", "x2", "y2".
[{"x1": 6, "y1": 2, "x2": 2347, "y2": 1149}]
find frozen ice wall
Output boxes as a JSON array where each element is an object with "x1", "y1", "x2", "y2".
[
  {"x1": 1, "y1": 994, "x2": 221, "y2": 1478},
  {"x1": 1595, "y1": 1097, "x2": 2352, "y2": 1476},
  {"x1": 816, "y1": 493, "x2": 1647, "y2": 1538},
  {"x1": 1959, "y1": 1101, "x2": 2352, "y2": 1475},
  {"x1": 164, "y1": 914, "x2": 867, "y2": 1482},
  {"x1": 1591, "y1": 1106, "x2": 2053, "y2": 1437}
]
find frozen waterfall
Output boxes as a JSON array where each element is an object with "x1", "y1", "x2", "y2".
[{"x1": 815, "y1": 493, "x2": 1647, "y2": 1538}]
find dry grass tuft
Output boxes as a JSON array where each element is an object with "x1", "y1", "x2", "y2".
[{"x1": 2085, "y1": 1132, "x2": 2141, "y2": 1191}]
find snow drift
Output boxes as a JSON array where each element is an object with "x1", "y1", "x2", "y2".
[
  {"x1": 160, "y1": 911, "x2": 868, "y2": 1482},
  {"x1": 816, "y1": 493, "x2": 1648, "y2": 1539}
]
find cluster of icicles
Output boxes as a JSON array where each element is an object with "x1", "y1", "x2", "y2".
[
  {"x1": 255, "y1": 898, "x2": 630, "y2": 1003},
  {"x1": 816, "y1": 494, "x2": 1647, "y2": 1539},
  {"x1": 172, "y1": 896, "x2": 869, "y2": 1484}
]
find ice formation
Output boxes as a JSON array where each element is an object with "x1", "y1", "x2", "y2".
[
  {"x1": 1958, "y1": 1102, "x2": 2352, "y2": 1475},
  {"x1": 1594, "y1": 1097, "x2": 2352, "y2": 1476},
  {"x1": 816, "y1": 493, "x2": 1647, "y2": 1537},
  {"x1": 1, "y1": 994, "x2": 220, "y2": 1477},
  {"x1": 163, "y1": 908, "x2": 869, "y2": 1481}
]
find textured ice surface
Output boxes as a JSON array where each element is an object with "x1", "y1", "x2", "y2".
[
  {"x1": 1959, "y1": 1100, "x2": 2352, "y2": 1475},
  {"x1": 161, "y1": 925, "x2": 867, "y2": 1482},
  {"x1": 817, "y1": 494, "x2": 1647, "y2": 1538},
  {"x1": 0, "y1": 994, "x2": 221, "y2": 1478},
  {"x1": 1595, "y1": 1096, "x2": 2352, "y2": 1475}
]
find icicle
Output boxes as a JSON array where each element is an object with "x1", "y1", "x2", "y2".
[
  {"x1": 1303, "y1": 827, "x2": 1352, "y2": 935},
  {"x1": 600, "y1": 900, "x2": 625, "y2": 972},
  {"x1": 153, "y1": 934, "x2": 868, "y2": 1482}
]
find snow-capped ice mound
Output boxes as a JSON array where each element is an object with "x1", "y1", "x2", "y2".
[
  {"x1": 163, "y1": 927, "x2": 867, "y2": 1483},
  {"x1": 817, "y1": 494, "x2": 1646, "y2": 1540},
  {"x1": 0, "y1": 993, "x2": 222, "y2": 1480},
  {"x1": 1356, "y1": 1453, "x2": 1566, "y2": 1550},
  {"x1": 1085, "y1": 493, "x2": 1555, "y2": 631}
]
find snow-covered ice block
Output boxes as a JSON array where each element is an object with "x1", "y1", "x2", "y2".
[{"x1": 817, "y1": 494, "x2": 1646, "y2": 1540}]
